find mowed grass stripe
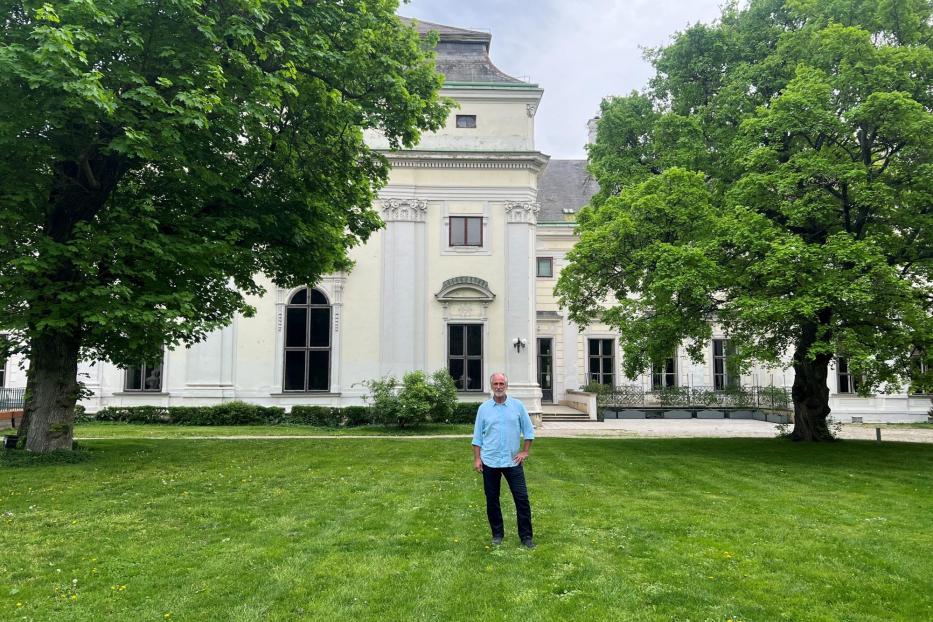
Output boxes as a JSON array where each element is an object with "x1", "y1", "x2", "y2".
[{"x1": 2, "y1": 437, "x2": 931, "y2": 621}]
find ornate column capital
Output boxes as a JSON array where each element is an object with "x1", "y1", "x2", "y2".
[
  {"x1": 505, "y1": 201, "x2": 540, "y2": 224},
  {"x1": 526, "y1": 102, "x2": 539, "y2": 118},
  {"x1": 380, "y1": 198, "x2": 428, "y2": 222}
]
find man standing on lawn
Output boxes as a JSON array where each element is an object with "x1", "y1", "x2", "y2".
[{"x1": 472, "y1": 372, "x2": 536, "y2": 548}]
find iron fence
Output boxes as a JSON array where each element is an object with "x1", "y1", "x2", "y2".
[
  {"x1": 0, "y1": 387, "x2": 25, "y2": 411},
  {"x1": 595, "y1": 384, "x2": 790, "y2": 410}
]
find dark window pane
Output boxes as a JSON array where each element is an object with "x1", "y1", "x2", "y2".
[
  {"x1": 467, "y1": 359, "x2": 482, "y2": 391},
  {"x1": 466, "y1": 217, "x2": 482, "y2": 245},
  {"x1": 449, "y1": 359, "x2": 465, "y2": 390},
  {"x1": 589, "y1": 340, "x2": 599, "y2": 356},
  {"x1": 309, "y1": 308, "x2": 330, "y2": 347},
  {"x1": 125, "y1": 366, "x2": 142, "y2": 391},
  {"x1": 284, "y1": 351, "x2": 306, "y2": 391},
  {"x1": 310, "y1": 289, "x2": 328, "y2": 305},
  {"x1": 449, "y1": 326, "x2": 464, "y2": 356},
  {"x1": 713, "y1": 340, "x2": 724, "y2": 357},
  {"x1": 537, "y1": 257, "x2": 552, "y2": 277},
  {"x1": 539, "y1": 339, "x2": 551, "y2": 355},
  {"x1": 467, "y1": 325, "x2": 482, "y2": 355},
  {"x1": 602, "y1": 357, "x2": 613, "y2": 374},
  {"x1": 144, "y1": 365, "x2": 162, "y2": 391},
  {"x1": 290, "y1": 288, "x2": 307, "y2": 305},
  {"x1": 450, "y1": 217, "x2": 466, "y2": 246},
  {"x1": 456, "y1": 114, "x2": 477, "y2": 128},
  {"x1": 286, "y1": 308, "x2": 307, "y2": 348},
  {"x1": 589, "y1": 357, "x2": 599, "y2": 375},
  {"x1": 307, "y1": 350, "x2": 329, "y2": 391}
]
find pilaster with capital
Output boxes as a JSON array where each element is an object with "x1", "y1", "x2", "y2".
[
  {"x1": 505, "y1": 201, "x2": 540, "y2": 224},
  {"x1": 380, "y1": 199, "x2": 428, "y2": 223}
]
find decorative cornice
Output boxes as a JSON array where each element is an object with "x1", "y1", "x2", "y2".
[
  {"x1": 382, "y1": 151, "x2": 550, "y2": 174},
  {"x1": 436, "y1": 276, "x2": 496, "y2": 303},
  {"x1": 505, "y1": 201, "x2": 540, "y2": 224},
  {"x1": 526, "y1": 102, "x2": 539, "y2": 118},
  {"x1": 380, "y1": 198, "x2": 428, "y2": 222}
]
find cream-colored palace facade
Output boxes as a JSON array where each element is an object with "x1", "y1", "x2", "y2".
[{"x1": 1, "y1": 20, "x2": 928, "y2": 422}]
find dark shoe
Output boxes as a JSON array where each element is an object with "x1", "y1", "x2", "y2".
[
  {"x1": 491, "y1": 536, "x2": 503, "y2": 546},
  {"x1": 522, "y1": 538, "x2": 535, "y2": 549}
]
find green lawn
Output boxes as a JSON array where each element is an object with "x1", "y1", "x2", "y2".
[
  {"x1": 71, "y1": 422, "x2": 473, "y2": 438},
  {"x1": 2, "y1": 437, "x2": 931, "y2": 621}
]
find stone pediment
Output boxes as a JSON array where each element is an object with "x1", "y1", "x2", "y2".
[{"x1": 435, "y1": 276, "x2": 495, "y2": 303}]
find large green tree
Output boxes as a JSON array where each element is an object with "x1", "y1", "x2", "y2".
[
  {"x1": 0, "y1": 1, "x2": 449, "y2": 452},
  {"x1": 558, "y1": 0, "x2": 933, "y2": 441}
]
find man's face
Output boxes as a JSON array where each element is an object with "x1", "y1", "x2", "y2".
[{"x1": 491, "y1": 375, "x2": 508, "y2": 398}]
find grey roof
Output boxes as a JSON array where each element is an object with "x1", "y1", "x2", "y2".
[
  {"x1": 399, "y1": 17, "x2": 527, "y2": 85},
  {"x1": 537, "y1": 160, "x2": 599, "y2": 223}
]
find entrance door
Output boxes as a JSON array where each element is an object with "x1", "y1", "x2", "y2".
[{"x1": 537, "y1": 338, "x2": 553, "y2": 403}]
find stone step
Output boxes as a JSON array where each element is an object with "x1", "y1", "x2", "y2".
[{"x1": 541, "y1": 415, "x2": 597, "y2": 422}]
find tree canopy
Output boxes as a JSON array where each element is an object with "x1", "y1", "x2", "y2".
[
  {"x1": 557, "y1": 0, "x2": 933, "y2": 440},
  {"x1": 0, "y1": 0, "x2": 449, "y2": 451}
]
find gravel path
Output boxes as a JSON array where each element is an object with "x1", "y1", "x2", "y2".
[{"x1": 536, "y1": 419, "x2": 933, "y2": 443}]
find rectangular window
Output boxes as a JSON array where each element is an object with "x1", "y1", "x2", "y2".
[
  {"x1": 456, "y1": 114, "x2": 477, "y2": 128},
  {"x1": 910, "y1": 348, "x2": 931, "y2": 394},
  {"x1": 651, "y1": 356, "x2": 677, "y2": 390},
  {"x1": 536, "y1": 257, "x2": 553, "y2": 278},
  {"x1": 588, "y1": 338, "x2": 614, "y2": 386},
  {"x1": 449, "y1": 216, "x2": 483, "y2": 247},
  {"x1": 713, "y1": 339, "x2": 737, "y2": 390},
  {"x1": 125, "y1": 359, "x2": 163, "y2": 392},
  {"x1": 837, "y1": 357, "x2": 861, "y2": 394},
  {"x1": 448, "y1": 324, "x2": 483, "y2": 391}
]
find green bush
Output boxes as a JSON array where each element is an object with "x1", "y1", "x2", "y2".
[
  {"x1": 366, "y1": 375, "x2": 401, "y2": 426},
  {"x1": 288, "y1": 405, "x2": 341, "y2": 427},
  {"x1": 342, "y1": 406, "x2": 372, "y2": 427},
  {"x1": 365, "y1": 370, "x2": 461, "y2": 428},
  {"x1": 448, "y1": 401, "x2": 480, "y2": 424}
]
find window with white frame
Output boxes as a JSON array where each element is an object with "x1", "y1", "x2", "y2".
[
  {"x1": 448, "y1": 324, "x2": 483, "y2": 391},
  {"x1": 283, "y1": 287, "x2": 331, "y2": 392},
  {"x1": 651, "y1": 356, "x2": 677, "y2": 390},
  {"x1": 713, "y1": 339, "x2": 737, "y2": 390},
  {"x1": 449, "y1": 216, "x2": 483, "y2": 247},
  {"x1": 536, "y1": 257, "x2": 553, "y2": 278},
  {"x1": 125, "y1": 359, "x2": 163, "y2": 392},
  {"x1": 588, "y1": 338, "x2": 614, "y2": 386},
  {"x1": 836, "y1": 357, "x2": 861, "y2": 394}
]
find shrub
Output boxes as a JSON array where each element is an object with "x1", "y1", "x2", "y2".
[
  {"x1": 430, "y1": 370, "x2": 458, "y2": 422},
  {"x1": 288, "y1": 405, "x2": 341, "y2": 427},
  {"x1": 342, "y1": 406, "x2": 372, "y2": 427},
  {"x1": 365, "y1": 370, "x2": 461, "y2": 428},
  {"x1": 448, "y1": 401, "x2": 480, "y2": 424},
  {"x1": 366, "y1": 375, "x2": 401, "y2": 426}
]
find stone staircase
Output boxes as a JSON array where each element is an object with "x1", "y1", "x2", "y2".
[{"x1": 540, "y1": 403, "x2": 594, "y2": 423}]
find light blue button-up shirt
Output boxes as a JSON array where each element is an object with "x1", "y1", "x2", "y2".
[{"x1": 472, "y1": 397, "x2": 535, "y2": 468}]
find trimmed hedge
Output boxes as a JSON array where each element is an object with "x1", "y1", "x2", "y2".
[{"x1": 87, "y1": 401, "x2": 481, "y2": 427}]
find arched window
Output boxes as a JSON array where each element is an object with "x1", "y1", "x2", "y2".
[{"x1": 284, "y1": 287, "x2": 331, "y2": 392}]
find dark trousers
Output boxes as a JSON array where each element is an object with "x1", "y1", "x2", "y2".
[{"x1": 482, "y1": 463, "x2": 533, "y2": 541}]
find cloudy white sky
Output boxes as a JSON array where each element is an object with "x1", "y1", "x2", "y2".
[{"x1": 402, "y1": 0, "x2": 725, "y2": 158}]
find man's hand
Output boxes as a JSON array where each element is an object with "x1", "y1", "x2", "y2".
[
  {"x1": 474, "y1": 458, "x2": 483, "y2": 472},
  {"x1": 513, "y1": 451, "x2": 529, "y2": 465}
]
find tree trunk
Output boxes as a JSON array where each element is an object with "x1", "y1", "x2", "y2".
[
  {"x1": 790, "y1": 350, "x2": 835, "y2": 442},
  {"x1": 21, "y1": 330, "x2": 82, "y2": 453}
]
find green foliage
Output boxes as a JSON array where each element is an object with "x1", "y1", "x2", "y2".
[
  {"x1": 288, "y1": 405, "x2": 342, "y2": 427},
  {"x1": 447, "y1": 402, "x2": 481, "y2": 424},
  {"x1": 341, "y1": 406, "x2": 374, "y2": 428},
  {"x1": 0, "y1": 1, "x2": 450, "y2": 449},
  {"x1": 561, "y1": 0, "x2": 933, "y2": 430},
  {"x1": 365, "y1": 370, "x2": 462, "y2": 428},
  {"x1": 93, "y1": 402, "x2": 286, "y2": 426}
]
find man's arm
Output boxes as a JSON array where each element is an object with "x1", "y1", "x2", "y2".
[
  {"x1": 472, "y1": 407, "x2": 483, "y2": 472},
  {"x1": 513, "y1": 439, "x2": 532, "y2": 465},
  {"x1": 473, "y1": 443, "x2": 483, "y2": 472}
]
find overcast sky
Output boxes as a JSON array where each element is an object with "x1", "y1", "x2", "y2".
[{"x1": 402, "y1": 0, "x2": 725, "y2": 159}]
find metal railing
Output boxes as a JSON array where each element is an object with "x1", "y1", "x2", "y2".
[
  {"x1": 594, "y1": 384, "x2": 791, "y2": 410},
  {"x1": 0, "y1": 387, "x2": 25, "y2": 411}
]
